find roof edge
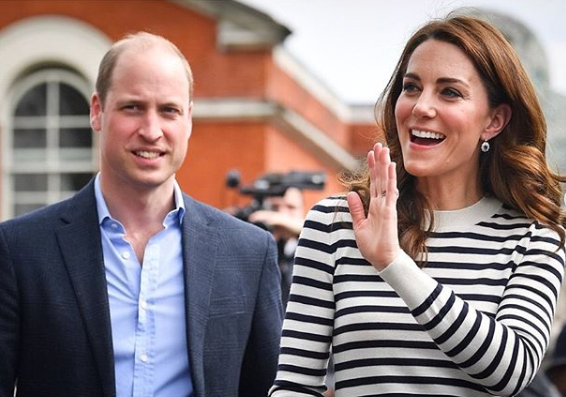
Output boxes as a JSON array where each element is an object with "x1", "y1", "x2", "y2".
[{"x1": 171, "y1": 0, "x2": 291, "y2": 50}]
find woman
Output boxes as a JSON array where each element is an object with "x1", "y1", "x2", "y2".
[{"x1": 270, "y1": 15, "x2": 566, "y2": 397}]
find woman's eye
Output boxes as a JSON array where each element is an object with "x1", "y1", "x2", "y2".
[
  {"x1": 442, "y1": 88, "x2": 462, "y2": 98},
  {"x1": 402, "y1": 82, "x2": 419, "y2": 93}
]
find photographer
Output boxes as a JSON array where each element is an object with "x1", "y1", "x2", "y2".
[
  {"x1": 225, "y1": 170, "x2": 325, "y2": 304},
  {"x1": 248, "y1": 187, "x2": 305, "y2": 304}
]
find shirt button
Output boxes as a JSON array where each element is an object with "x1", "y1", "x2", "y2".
[
  {"x1": 140, "y1": 301, "x2": 148, "y2": 310},
  {"x1": 140, "y1": 353, "x2": 148, "y2": 363},
  {"x1": 122, "y1": 251, "x2": 131, "y2": 260},
  {"x1": 111, "y1": 223, "x2": 118, "y2": 229}
]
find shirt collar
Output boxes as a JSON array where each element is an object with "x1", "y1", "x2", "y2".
[{"x1": 94, "y1": 173, "x2": 185, "y2": 226}]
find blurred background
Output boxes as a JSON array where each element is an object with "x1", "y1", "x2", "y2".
[{"x1": 0, "y1": 0, "x2": 564, "y2": 220}]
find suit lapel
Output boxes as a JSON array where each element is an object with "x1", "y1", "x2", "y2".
[
  {"x1": 182, "y1": 195, "x2": 219, "y2": 397},
  {"x1": 57, "y1": 182, "x2": 115, "y2": 397}
]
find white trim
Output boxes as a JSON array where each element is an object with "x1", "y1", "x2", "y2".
[
  {"x1": 0, "y1": 16, "x2": 111, "y2": 102},
  {"x1": 0, "y1": 16, "x2": 109, "y2": 219},
  {"x1": 193, "y1": 98, "x2": 359, "y2": 172},
  {"x1": 173, "y1": 0, "x2": 290, "y2": 50},
  {"x1": 275, "y1": 108, "x2": 360, "y2": 172},
  {"x1": 193, "y1": 98, "x2": 279, "y2": 120},
  {"x1": 273, "y1": 47, "x2": 375, "y2": 124}
]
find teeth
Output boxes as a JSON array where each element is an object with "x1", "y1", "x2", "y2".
[
  {"x1": 135, "y1": 151, "x2": 160, "y2": 159},
  {"x1": 412, "y1": 130, "x2": 445, "y2": 140}
]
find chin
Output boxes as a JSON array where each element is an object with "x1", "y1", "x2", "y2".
[
  {"x1": 130, "y1": 174, "x2": 172, "y2": 189},
  {"x1": 403, "y1": 163, "x2": 430, "y2": 178}
]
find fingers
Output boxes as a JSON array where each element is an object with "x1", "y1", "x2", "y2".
[
  {"x1": 386, "y1": 162, "x2": 398, "y2": 206},
  {"x1": 378, "y1": 146, "x2": 390, "y2": 196},
  {"x1": 347, "y1": 191, "x2": 365, "y2": 229},
  {"x1": 368, "y1": 148, "x2": 377, "y2": 198},
  {"x1": 368, "y1": 143, "x2": 393, "y2": 200}
]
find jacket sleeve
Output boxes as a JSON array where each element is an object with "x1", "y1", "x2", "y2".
[
  {"x1": 0, "y1": 225, "x2": 19, "y2": 397},
  {"x1": 239, "y1": 232, "x2": 284, "y2": 397}
]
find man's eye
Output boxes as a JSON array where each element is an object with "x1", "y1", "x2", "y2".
[{"x1": 163, "y1": 107, "x2": 180, "y2": 114}]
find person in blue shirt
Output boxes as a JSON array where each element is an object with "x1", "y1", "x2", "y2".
[{"x1": 0, "y1": 32, "x2": 283, "y2": 397}]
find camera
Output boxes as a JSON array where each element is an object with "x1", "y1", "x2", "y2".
[{"x1": 225, "y1": 169, "x2": 326, "y2": 224}]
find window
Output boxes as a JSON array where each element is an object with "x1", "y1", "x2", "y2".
[{"x1": 6, "y1": 69, "x2": 96, "y2": 218}]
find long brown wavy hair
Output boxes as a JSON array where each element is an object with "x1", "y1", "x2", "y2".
[{"x1": 342, "y1": 15, "x2": 566, "y2": 265}]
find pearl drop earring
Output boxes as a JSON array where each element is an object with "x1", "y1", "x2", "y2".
[{"x1": 481, "y1": 140, "x2": 490, "y2": 153}]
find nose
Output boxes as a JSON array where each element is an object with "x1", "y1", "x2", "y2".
[
  {"x1": 138, "y1": 110, "x2": 163, "y2": 141},
  {"x1": 411, "y1": 92, "x2": 436, "y2": 119}
]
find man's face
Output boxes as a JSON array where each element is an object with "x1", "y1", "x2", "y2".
[
  {"x1": 90, "y1": 45, "x2": 192, "y2": 195},
  {"x1": 267, "y1": 187, "x2": 304, "y2": 218}
]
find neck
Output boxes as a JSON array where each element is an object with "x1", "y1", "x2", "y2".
[
  {"x1": 417, "y1": 174, "x2": 482, "y2": 211},
  {"x1": 99, "y1": 175, "x2": 176, "y2": 233}
]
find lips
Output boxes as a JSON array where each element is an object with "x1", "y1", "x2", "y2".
[
  {"x1": 133, "y1": 150, "x2": 163, "y2": 159},
  {"x1": 410, "y1": 129, "x2": 446, "y2": 146}
]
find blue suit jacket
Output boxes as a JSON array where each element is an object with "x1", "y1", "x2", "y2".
[{"x1": 0, "y1": 181, "x2": 283, "y2": 397}]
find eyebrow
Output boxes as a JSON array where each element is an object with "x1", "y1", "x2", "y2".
[
  {"x1": 115, "y1": 98, "x2": 185, "y2": 109},
  {"x1": 404, "y1": 73, "x2": 470, "y2": 87},
  {"x1": 115, "y1": 97, "x2": 143, "y2": 105}
]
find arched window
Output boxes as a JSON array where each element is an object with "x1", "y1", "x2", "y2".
[{"x1": 6, "y1": 69, "x2": 96, "y2": 217}]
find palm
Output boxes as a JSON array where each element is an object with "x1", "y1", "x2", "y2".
[{"x1": 347, "y1": 143, "x2": 401, "y2": 271}]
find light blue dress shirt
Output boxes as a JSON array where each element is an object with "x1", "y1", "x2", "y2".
[{"x1": 94, "y1": 175, "x2": 193, "y2": 397}]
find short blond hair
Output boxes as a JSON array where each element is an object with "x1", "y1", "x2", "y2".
[{"x1": 95, "y1": 32, "x2": 194, "y2": 105}]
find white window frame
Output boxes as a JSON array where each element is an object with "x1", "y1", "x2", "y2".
[
  {"x1": 9, "y1": 69, "x2": 95, "y2": 217},
  {"x1": 0, "y1": 16, "x2": 111, "y2": 220}
]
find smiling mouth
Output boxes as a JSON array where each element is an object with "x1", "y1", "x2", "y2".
[
  {"x1": 410, "y1": 130, "x2": 446, "y2": 146},
  {"x1": 133, "y1": 150, "x2": 163, "y2": 159}
]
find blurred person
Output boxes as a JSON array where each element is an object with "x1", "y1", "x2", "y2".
[
  {"x1": 538, "y1": 274, "x2": 566, "y2": 396},
  {"x1": 547, "y1": 323, "x2": 566, "y2": 395},
  {"x1": 270, "y1": 14, "x2": 565, "y2": 397},
  {"x1": 0, "y1": 32, "x2": 282, "y2": 397},
  {"x1": 249, "y1": 187, "x2": 305, "y2": 303},
  {"x1": 249, "y1": 187, "x2": 338, "y2": 397},
  {"x1": 517, "y1": 374, "x2": 562, "y2": 397}
]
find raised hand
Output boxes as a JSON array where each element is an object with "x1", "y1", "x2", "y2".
[{"x1": 347, "y1": 143, "x2": 401, "y2": 271}]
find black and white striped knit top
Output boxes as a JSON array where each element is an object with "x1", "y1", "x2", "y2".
[{"x1": 270, "y1": 196, "x2": 565, "y2": 397}]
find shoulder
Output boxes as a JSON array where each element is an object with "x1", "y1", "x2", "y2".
[
  {"x1": 0, "y1": 197, "x2": 73, "y2": 235},
  {"x1": 306, "y1": 195, "x2": 350, "y2": 221},
  {"x1": 182, "y1": 193, "x2": 274, "y2": 243},
  {"x1": 298, "y1": 195, "x2": 354, "y2": 250},
  {"x1": 491, "y1": 203, "x2": 564, "y2": 246},
  {"x1": 0, "y1": 199, "x2": 79, "y2": 260},
  {"x1": 489, "y1": 204, "x2": 565, "y2": 273},
  {"x1": 0, "y1": 180, "x2": 96, "y2": 233},
  {"x1": 302, "y1": 195, "x2": 352, "y2": 230}
]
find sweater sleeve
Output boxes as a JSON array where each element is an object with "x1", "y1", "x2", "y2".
[
  {"x1": 380, "y1": 224, "x2": 565, "y2": 396},
  {"x1": 269, "y1": 199, "x2": 340, "y2": 397}
]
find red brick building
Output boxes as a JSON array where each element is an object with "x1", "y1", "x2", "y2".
[{"x1": 0, "y1": 0, "x2": 378, "y2": 220}]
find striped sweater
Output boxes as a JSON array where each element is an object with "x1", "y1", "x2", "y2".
[{"x1": 270, "y1": 196, "x2": 565, "y2": 397}]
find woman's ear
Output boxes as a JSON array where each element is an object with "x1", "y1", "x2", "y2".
[{"x1": 482, "y1": 103, "x2": 512, "y2": 141}]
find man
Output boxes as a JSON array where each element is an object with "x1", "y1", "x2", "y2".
[
  {"x1": 0, "y1": 32, "x2": 283, "y2": 397},
  {"x1": 248, "y1": 187, "x2": 304, "y2": 303}
]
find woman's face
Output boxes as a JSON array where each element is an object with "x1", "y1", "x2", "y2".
[{"x1": 395, "y1": 39, "x2": 498, "y2": 185}]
